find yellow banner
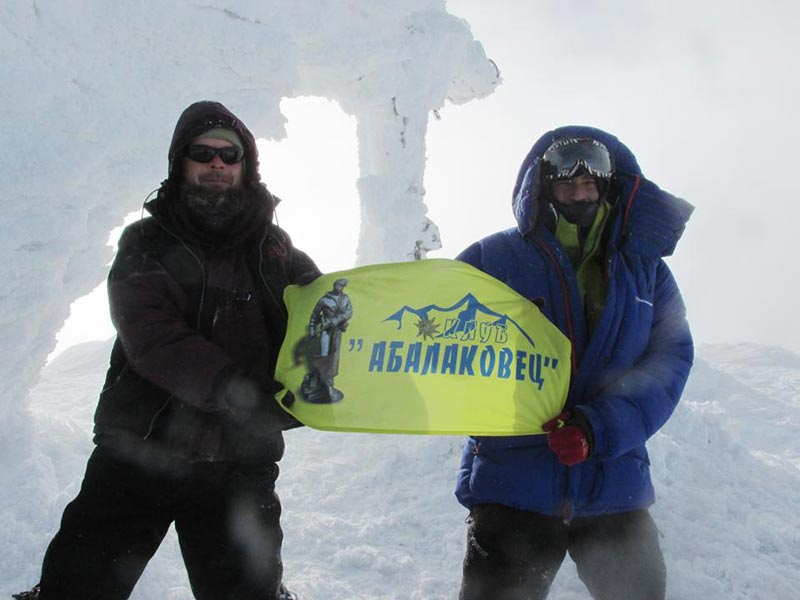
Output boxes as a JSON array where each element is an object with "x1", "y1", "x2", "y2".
[{"x1": 275, "y1": 259, "x2": 570, "y2": 435}]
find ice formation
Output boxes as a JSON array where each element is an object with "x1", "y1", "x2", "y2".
[{"x1": 0, "y1": 1, "x2": 499, "y2": 439}]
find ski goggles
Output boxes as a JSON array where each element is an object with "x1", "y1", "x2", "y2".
[
  {"x1": 541, "y1": 138, "x2": 613, "y2": 180},
  {"x1": 184, "y1": 144, "x2": 244, "y2": 165}
]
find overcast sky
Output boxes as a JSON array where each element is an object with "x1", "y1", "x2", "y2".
[
  {"x1": 247, "y1": 0, "x2": 800, "y2": 353},
  {"x1": 422, "y1": 0, "x2": 800, "y2": 353},
  {"x1": 55, "y1": 0, "x2": 800, "y2": 356}
]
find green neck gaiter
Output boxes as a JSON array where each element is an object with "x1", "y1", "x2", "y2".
[{"x1": 554, "y1": 200, "x2": 611, "y2": 332}]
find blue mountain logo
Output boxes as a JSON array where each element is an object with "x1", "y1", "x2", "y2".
[{"x1": 383, "y1": 293, "x2": 536, "y2": 348}]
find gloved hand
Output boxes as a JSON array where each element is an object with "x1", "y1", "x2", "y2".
[
  {"x1": 216, "y1": 373, "x2": 262, "y2": 425},
  {"x1": 215, "y1": 373, "x2": 284, "y2": 425},
  {"x1": 216, "y1": 372, "x2": 303, "y2": 431},
  {"x1": 542, "y1": 410, "x2": 593, "y2": 466}
]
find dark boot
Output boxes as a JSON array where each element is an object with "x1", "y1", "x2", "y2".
[
  {"x1": 278, "y1": 583, "x2": 298, "y2": 600},
  {"x1": 12, "y1": 584, "x2": 40, "y2": 599}
]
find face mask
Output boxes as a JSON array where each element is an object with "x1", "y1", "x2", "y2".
[{"x1": 552, "y1": 200, "x2": 599, "y2": 228}]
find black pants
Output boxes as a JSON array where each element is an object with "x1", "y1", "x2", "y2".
[
  {"x1": 38, "y1": 447, "x2": 284, "y2": 600},
  {"x1": 459, "y1": 503, "x2": 666, "y2": 600}
]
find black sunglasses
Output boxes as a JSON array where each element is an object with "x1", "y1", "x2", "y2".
[{"x1": 184, "y1": 144, "x2": 244, "y2": 165}]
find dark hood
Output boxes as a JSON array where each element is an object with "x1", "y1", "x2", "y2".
[
  {"x1": 511, "y1": 126, "x2": 642, "y2": 235},
  {"x1": 151, "y1": 100, "x2": 276, "y2": 226},
  {"x1": 145, "y1": 100, "x2": 277, "y2": 244},
  {"x1": 167, "y1": 100, "x2": 261, "y2": 185}
]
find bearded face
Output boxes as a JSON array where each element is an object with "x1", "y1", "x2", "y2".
[
  {"x1": 179, "y1": 184, "x2": 250, "y2": 233},
  {"x1": 179, "y1": 135, "x2": 248, "y2": 233}
]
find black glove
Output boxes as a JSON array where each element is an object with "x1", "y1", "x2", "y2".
[
  {"x1": 216, "y1": 372, "x2": 303, "y2": 431},
  {"x1": 215, "y1": 373, "x2": 278, "y2": 424}
]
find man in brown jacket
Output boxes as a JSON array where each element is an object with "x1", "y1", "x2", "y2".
[{"x1": 18, "y1": 101, "x2": 319, "y2": 600}]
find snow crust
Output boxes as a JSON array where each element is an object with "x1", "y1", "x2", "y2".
[{"x1": 3, "y1": 342, "x2": 799, "y2": 598}]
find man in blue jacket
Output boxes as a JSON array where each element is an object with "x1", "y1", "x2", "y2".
[{"x1": 456, "y1": 126, "x2": 694, "y2": 600}]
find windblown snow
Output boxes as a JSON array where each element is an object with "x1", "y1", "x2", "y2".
[{"x1": 2, "y1": 1, "x2": 799, "y2": 599}]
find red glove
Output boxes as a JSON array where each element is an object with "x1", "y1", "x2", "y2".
[{"x1": 542, "y1": 410, "x2": 592, "y2": 466}]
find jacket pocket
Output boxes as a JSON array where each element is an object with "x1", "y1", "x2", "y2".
[{"x1": 583, "y1": 448, "x2": 653, "y2": 512}]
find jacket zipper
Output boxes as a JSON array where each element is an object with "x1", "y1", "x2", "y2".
[
  {"x1": 533, "y1": 182, "x2": 640, "y2": 524},
  {"x1": 533, "y1": 233, "x2": 579, "y2": 523},
  {"x1": 143, "y1": 220, "x2": 208, "y2": 439},
  {"x1": 257, "y1": 224, "x2": 289, "y2": 320},
  {"x1": 532, "y1": 235, "x2": 578, "y2": 372}
]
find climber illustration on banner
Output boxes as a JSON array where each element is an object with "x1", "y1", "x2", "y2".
[
  {"x1": 275, "y1": 259, "x2": 571, "y2": 435},
  {"x1": 297, "y1": 278, "x2": 353, "y2": 403}
]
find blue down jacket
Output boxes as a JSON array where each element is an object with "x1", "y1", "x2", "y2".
[{"x1": 455, "y1": 126, "x2": 694, "y2": 520}]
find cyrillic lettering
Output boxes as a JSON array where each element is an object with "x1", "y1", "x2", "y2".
[
  {"x1": 479, "y1": 346, "x2": 495, "y2": 376},
  {"x1": 497, "y1": 348, "x2": 513, "y2": 379},
  {"x1": 441, "y1": 343, "x2": 459, "y2": 374},
  {"x1": 515, "y1": 350, "x2": 527, "y2": 381},
  {"x1": 387, "y1": 341, "x2": 404, "y2": 372},
  {"x1": 368, "y1": 342, "x2": 386, "y2": 372},
  {"x1": 459, "y1": 345, "x2": 477, "y2": 376},
  {"x1": 529, "y1": 352, "x2": 545, "y2": 390},
  {"x1": 421, "y1": 343, "x2": 440, "y2": 375},
  {"x1": 404, "y1": 342, "x2": 422, "y2": 373}
]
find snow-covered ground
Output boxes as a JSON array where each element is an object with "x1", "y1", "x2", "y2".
[
  {"x1": 3, "y1": 340, "x2": 798, "y2": 599},
  {"x1": 3, "y1": 2, "x2": 799, "y2": 598}
]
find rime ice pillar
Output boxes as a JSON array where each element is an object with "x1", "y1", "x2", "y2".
[
  {"x1": 0, "y1": 0, "x2": 497, "y2": 446},
  {"x1": 354, "y1": 97, "x2": 435, "y2": 263},
  {"x1": 293, "y1": 6, "x2": 500, "y2": 264},
  {"x1": 351, "y1": 11, "x2": 498, "y2": 264}
]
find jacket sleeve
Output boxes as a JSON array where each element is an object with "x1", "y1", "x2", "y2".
[
  {"x1": 288, "y1": 246, "x2": 322, "y2": 285},
  {"x1": 456, "y1": 241, "x2": 483, "y2": 269},
  {"x1": 107, "y1": 224, "x2": 236, "y2": 412},
  {"x1": 577, "y1": 260, "x2": 694, "y2": 461}
]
